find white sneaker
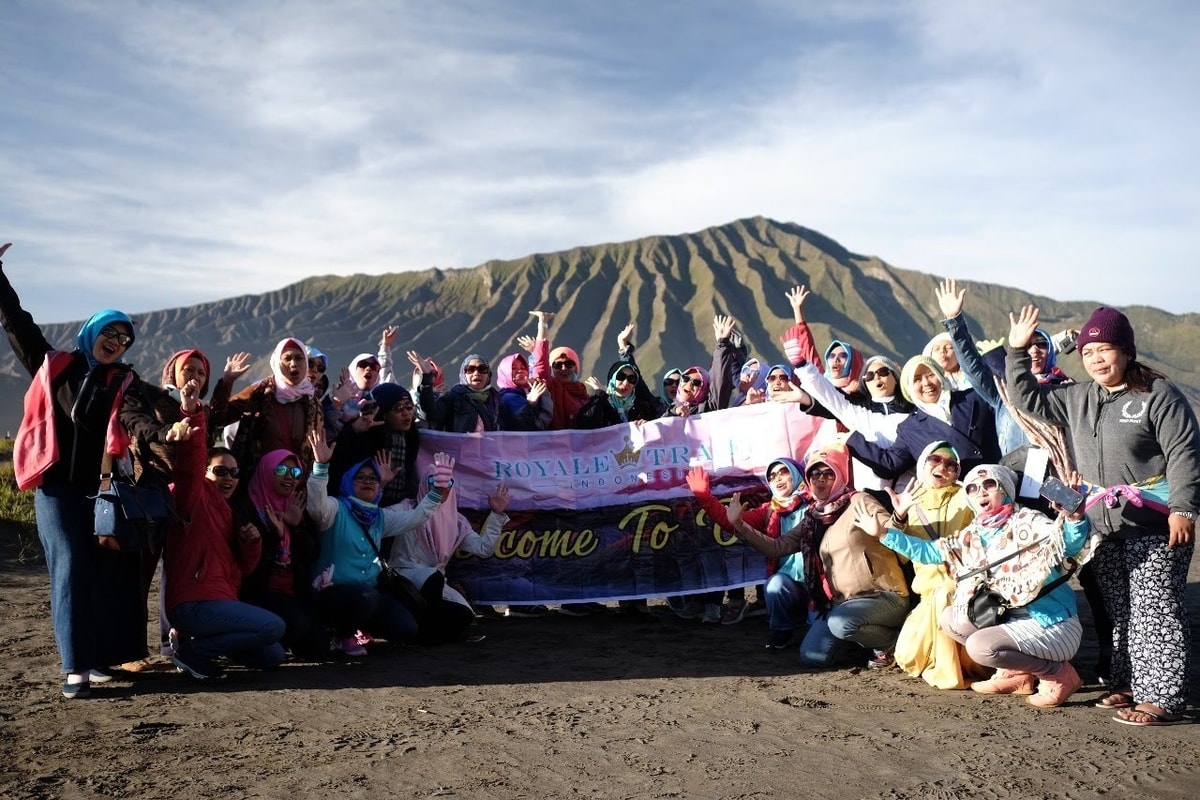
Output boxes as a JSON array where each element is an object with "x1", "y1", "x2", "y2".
[{"x1": 88, "y1": 669, "x2": 114, "y2": 684}]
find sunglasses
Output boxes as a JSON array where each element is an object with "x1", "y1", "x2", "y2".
[
  {"x1": 614, "y1": 371, "x2": 637, "y2": 383},
  {"x1": 766, "y1": 372, "x2": 790, "y2": 381},
  {"x1": 552, "y1": 360, "x2": 576, "y2": 369},
  {"x1": 391, "y1": 402, "x2": 416, "y2": 413},
  {"x1": 464, "y1": 364, "x2": 490, "y2": 374},
  {"x1": 353, "y1": 474, "x2": 380, "y2": 485},
  {"x1": 964, "y1": 478, "x2": 1000, "y2": 495},
  {"x1": 925, "y1": 453, "x2": 960, "y2": 473},
  {"x1": 308, "y1": 360, "x2": 326, "y2": 373},
  {"x1": 273, "y1": 465, "x2": 304, "y2": 479},
  {"x1": 1028, "y1": 341, "x2": 1050, "y2": 351},
  {"x1": 99, "y1": 325, "x2": 134, "y2": 347},
  {"x1": 662, "y1": 378, "x2": 680, "y2": 387},
  {"x1": 863, "y1": 366, "x2": 893, "y2": 381},
  {"x1": 356, "y1": 360, "x2": 381, "y2": 370},
  {"x1": 206, "y1": 466, "x2": 240, "y2": 479},
  {"x1": 681, "y1": 376, "x2": 704, "y2": 388},
  {"x1": 807, "y1": 468, "x2": 836, "y2": 481}
]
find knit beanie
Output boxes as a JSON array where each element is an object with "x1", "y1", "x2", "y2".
[
  {"x1": 1076, "y1": 306, "x2": 1136, "y2": 359},
  {"x1": 369, "y1": 382, "x2": 411, "y2": 414}
]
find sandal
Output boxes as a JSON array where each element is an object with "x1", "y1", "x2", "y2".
[
  {"x1": 1094, "y1": 691, "x2": 1134, "y2": 709},
  {"x1": 1113, "y1": 704, "x2": 1191, "y2": 727}
]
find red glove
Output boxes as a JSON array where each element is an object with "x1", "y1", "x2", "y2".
[{"x1": 685, "y1": 465, "x2": 711, "y2": 497}]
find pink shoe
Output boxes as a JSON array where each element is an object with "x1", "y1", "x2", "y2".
[
  {"x1": 337, "y1": 636, "x2": 368, "y2": 657},
  {"x1": 1027, "y1": 662, "x2": 1083, "y2": 708},
  {"x1": 971, "y1": 669, "x2": 1036, "y2": 695}
]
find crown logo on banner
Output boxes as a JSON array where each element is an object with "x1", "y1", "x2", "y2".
[{"x1": 612, "y1": 435, "x2": 640, "y2": 468}]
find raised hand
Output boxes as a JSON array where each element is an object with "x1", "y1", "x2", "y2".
[
  {"x1": 406, "y1": 350, "x2": 434, "y2": 374},
  {"x1": 713, "y1": 314, "x2": 736, "y2": 342},
  {"x1": 0, "y1": 242, "x2": 11, "y2": 259},
  {"x1": 725, "y1": 492, "x2": 746, "y2": 529},
  {"x1": 282, "y1": 490, "x2": 306, "y2": 527},
  {"x1": 372, "y1": 449, "x2": 398, "y2": 487},
  {"x1": 685, "y1": 465, "x2": 710, "y2": 496},
  {"x1": 527, "y1": 310, "x2": 555, "y2": 327},
  {"x1": 1007, "y1": 305, "x2": 1041, "y2": 350},
  {"x1": 855, "y1": 507, "x2": 886, "y2": 538},
  {"x1": 332, "y1": 368, "x2": 355, "y2": 405},
  {"x1": 432, "y1": 452, "x2": 456, "y2": 488},
  {"x1": 164, "y1": 418, "x2": 198, "y2": 442},
  {"x1": 236, "y1": 522, "x2": 261, "y2": 544},
  {"x1": 786, "y1": 285, "x2": 811, "y2": 323},
  {"x1": 380, "y1": 325, "x2": 399, "y2": 348},
  {"x1": 885, "y1": 477, "x2": 918, "y2": 521},
  {"x1": 526, "y1": 377, "x2": 548, "y2": 404},
  {"x1": 489, "y1": 481, "x2": 511, "y2": 513},
  {"x1": 935, "y1": 278, "x2": 966, "y2": 320},
  {"x1": 179, "y1": 378, "x2": 202, "y2": 415},
  {"x1": 223, "y1": 352, "x2": 252, "y2": 384},
  {"x1": 516, "y1": 334, "x2": 536, "y2": 352},
  {"x1": 617, "y1": 322, "x2": 636, "y2": 350},
  {"x1": 308, "y1": 426, "x2": 334, "y2": 464},
  {"x1": 584, "y1": 376, "x2": 603, "y2": 393}
]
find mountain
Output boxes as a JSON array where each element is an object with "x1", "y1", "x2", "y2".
[{"x1": 2, "y1": 216, "x2": 1198, "y2": 435}]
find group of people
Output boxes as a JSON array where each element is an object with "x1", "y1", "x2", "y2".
[{"x1": 2, "y1": 243, "x2": 1195, "y2": 728}]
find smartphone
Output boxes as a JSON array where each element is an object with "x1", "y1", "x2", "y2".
[{"x1": 1039, "y1": 476, "x2": 1085, "y2": 514}]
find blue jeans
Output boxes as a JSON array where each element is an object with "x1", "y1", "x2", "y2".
[
  {"x1": 315, "y1": 582, "x2": 418, "y2": 643},
  {"x1": 35, "y1": 484, "x2": 145, "y2": 673},
  {"x1": 171, "y1": 600, "x2": 286, "y2": 669},
  {"x1": 800, "y1": 591, "x2": 910, "y2": 667},
  {"x1": 765, "y1": 573, "x2": 810, "y2": 633}
]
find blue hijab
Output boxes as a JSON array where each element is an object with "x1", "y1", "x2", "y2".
[
  {"x1": 76, "y1": 309, "x2": 134, "y2": 368},
  {"x1": 339, "y1": 459, "x2": 384, "y2": 528}
]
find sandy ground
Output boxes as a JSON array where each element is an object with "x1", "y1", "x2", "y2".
[{"x1": 2, "y1": 529, "x2": 1197, "y2": 800}]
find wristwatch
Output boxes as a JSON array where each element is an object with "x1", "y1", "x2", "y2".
[{"x1": 1171, "y1": 510, "x2": 1195, "y2": 521}]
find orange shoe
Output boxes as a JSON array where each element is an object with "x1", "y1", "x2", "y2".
[
  {"x1": 970, "y1": 669, "x2": 1036, "y2": 695},
  {"x1": 1027, "y1": 662, "x2": 1083, "y2": 708}
]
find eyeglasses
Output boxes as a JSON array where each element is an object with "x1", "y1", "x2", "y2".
[
  {"x1": 99, "y1": 326, "x2": 134, "y2": 347},
  {"x1": 391, "y1": 403, "x2": 415, "y2": 413},
  {"x1": 925, "y1": 453, "x2": 960, "y2": 473},
  {"x1": 273, "y1": 465, "x2": 304, "y2": 479},
  {"x1": 614, "y1": 371, "x2": 637, "y2": 383},
  {"x1": 662, "y1": 378, "x2": 679, "y2": 387},
  {"x1": 681, "y1": 376, "x2": 704, "y2": 388},
  {"x1": 766, "y1": 372, "x2": 790, "y2": 382},
  {"x1": 356, "y1": 360, "x2": 380, "y2": 370},
  {"x1": 353, "y1": 474, "x2": 380, "y2": 485},
  {"x1": 206, "y1": 466, "x2": 240, "y2": 478},
  {"x1": 807, "y1": 468, "x2": 836, "y2": 481},
  {"x1": 552, "y1": 360, "x2": 576, "y2": 370},
  {"x1": 863, "y1": 366, "x2": 893, "y2": 381},
  {"x1": 308, "y1": 360, "x2": 326, "y2": 373},
  {"x1": 464, "y1": 364, "x2": 490, "y2": 374},
  {"x1": 964, "y1": 478, "x2": 1000, "y2": 495},
  {"x1": 768, "y1": 467, "x2": 791, "y2": 481}
]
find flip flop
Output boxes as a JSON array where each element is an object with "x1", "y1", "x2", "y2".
[
  {"x1": 1113, "y1": 706, "x2": 1191, "y2": 727},
  {"x1": 1094, "y1": 692, "x2": 1135, "y2": 709}
]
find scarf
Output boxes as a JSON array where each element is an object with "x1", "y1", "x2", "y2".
[
  {"x1": 270, "y1": 337, "x2": 316, "y2": 404},
  {"x1": 339, "y1": 459, "x2": 383, "y2": 529},
  {"x1": 161, "y1": 348, "x2": 212, "y2": 399},
  {"x1": 249, "y1": 449, "x2": 300, "y2": 567},
  {"x1": 901, "y1": 355, "x2": 952, "y2": 424},
  {"x1": 823, "y1": 339, "x2": 863, "y2": 391},
  {"x1": 605, "y1": 361, "x2": 639, "y2": 422},
  {"x1": 794, "y1": 443, "x2": 855, "y2": 611}
]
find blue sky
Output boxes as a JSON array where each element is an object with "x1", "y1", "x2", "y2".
[{"x1": 2, "y1": 0, "x2": 1197, "y2": 323}]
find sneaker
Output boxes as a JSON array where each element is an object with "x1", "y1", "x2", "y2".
[
  {"x1": 505, "y1": 604, "x2": 550, "y2": 618},
  {"x1": 720, "y1": 599, "x2": 749, "y2": 626},
  {"x1": 765, "y1": 629, "x2": 794, "y2": 650},
  {"x1": 867, "y1": 649, "x2": 895, "y2": 670},
  {"x1": 87, "y1": 669, "x2": 114, "y2": 684},
  {"x1": 559, "y1": 602, "x2": 606, "y2": 617},
  {"x1": 62, "y1": 680, "x2": 91, "y2": 700},
  {"x1": 336, "y1": 636, "x2": 368, "y2": 657},
  {"x1": 700, "y1": 603, "x2": 721, "y2": 624},
  {"x1": 667, "y1": 597, "x2": 703, "y2": 620},
  {"x1": 970, "y1": 669, "x2": 1036, "y2": 695},
  {"x1": 1027, "y1": 662, "x2": 1083, "y2": 708},
  {"x1": 744, "y1": 599, "x2": 768, "y2": 618},
  {"x1": 172, "y1": 651, "x2": 226, "y2": 680}
]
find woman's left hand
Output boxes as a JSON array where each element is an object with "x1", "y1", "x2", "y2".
[{"x1": 1168, "y1": 513, "x2": 1194, "y2": 547}]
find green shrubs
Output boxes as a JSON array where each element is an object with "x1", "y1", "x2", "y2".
[{"x1": 0, "y1": 437, "x2": 40, "y2": 560}]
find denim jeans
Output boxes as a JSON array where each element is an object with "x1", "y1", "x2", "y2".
[
  {"x1": 765, "y1": 573, "x2": 810, "y2": 633},
  {"x1": 35, "y1": 483, "x2": 145, "y2": 673},
  {"x1": 315, "y1": 582, "x2": 418, "y2": 643},
  {"x1": 800, "y1": 591, "x2": 910, "y2": 668},
  {"x1": 171, "y1": 600, "x2": 286, "y2": 669}
]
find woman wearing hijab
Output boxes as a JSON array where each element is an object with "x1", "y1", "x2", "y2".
[
  {"x1": 210, "y1": 336, "x2": 323, "y2": 478},
  {"x1": 2, "y1": 243, "x2": 148, "y2": 697},
  {"x1": 495, "y1": 352, "x2": 553, "y2": 431},
  {"x1": 724, "y1": 442, "x2": 910, "y2": 668},
  {"x1": 660, "y1": 367, "x2": 683, "y2": 407},
  {"x1": 237, "y1": 448, "x2": 328, "y2": 660},
  {"x1": 306, "y1": 427, "x2": 453, "y2": 656},
  {"x1": 1006, "y1": 305, "x2": 1200, "y2": 726},
  {"x1": 846, "y1": 355, "x2": 1001, "y2": 482},
  {"x1": 329, "y1": 382, "x2": 421, "y2": 502},
  {"x1": 412, "y1": 352, "x2": 509, "y2": 433},
  {"x1": 525, "y1": 310, "x2": 592, "y2": 429},
  {"x1": 577, "y1": 360, "x2": 664, "y2": 428},
  {"x1": 687, "y1": 457, "x2": 809, "y2": 649},
  {"x1": 924, "y1": 332, "x2": 971, "y2": 391},
  {"x1": 885, "y1": 442, "x2": 979, "y2": 689},
  {"x1": 861, "y1": 464, "x2": 1092, "y2": 708}
]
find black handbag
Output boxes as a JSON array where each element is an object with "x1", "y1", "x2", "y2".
[
  {"x1": 93, "y1": 454, "x2": 173, "y2": 551},
  {"x1": 356, "y1": 523, "x2": 428, "y2": 616},
  {"x1": 967, "y1": 585, "x2": 1011, "y2": 628}
]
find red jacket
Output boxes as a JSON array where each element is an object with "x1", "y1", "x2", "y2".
[
  {"x1": 165, "y1": 412, "x2": 261, "y2": 613},
  {"x1": 530, "y1": 339, "x2": 589, "y2": 429}
]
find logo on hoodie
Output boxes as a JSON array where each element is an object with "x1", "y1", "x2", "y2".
[{"x1": 1120, "y1": 400, "x2": 1147, "y2": 423}]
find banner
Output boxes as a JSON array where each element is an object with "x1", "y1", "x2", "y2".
[{"x1": 415, "y1": 402, "x2": 828, "y2": 605}]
